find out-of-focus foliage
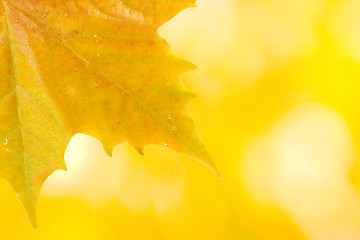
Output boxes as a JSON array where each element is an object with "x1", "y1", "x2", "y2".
[
  {"x1": 2, "y1": 0, "x2": 360, "y2": 239},
  {"x1": 0, "y1": 0, "x2": 216, "y2": 228}
]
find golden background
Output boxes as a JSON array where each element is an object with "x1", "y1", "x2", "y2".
[{"x1": 2, "y1": 0, "x2": 360, "y2": 239}]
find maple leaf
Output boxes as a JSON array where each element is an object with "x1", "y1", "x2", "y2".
[{"x1": 0, "y1": 0, "x2": 218, "y2": 228}]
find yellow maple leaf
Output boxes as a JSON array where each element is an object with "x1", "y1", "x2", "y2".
[{"x1": 0, "y1": 0, "x2": 217, "y2": 228}]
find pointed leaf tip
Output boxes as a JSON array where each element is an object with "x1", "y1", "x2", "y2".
[
  {"x1": 21, "y1": 198, "x2": 38, "y2": 229},
  {"x1": 135, "y1": 147, "x2": 145, "y2": 156}
]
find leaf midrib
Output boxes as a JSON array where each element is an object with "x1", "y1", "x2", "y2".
[{"x1": 0, "y1": 0, "x2": 31, "y2": 210}]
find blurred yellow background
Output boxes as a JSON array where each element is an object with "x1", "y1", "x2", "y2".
[{"x1": 2, "y1": 0, "x2": 360, "y2": 239}]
